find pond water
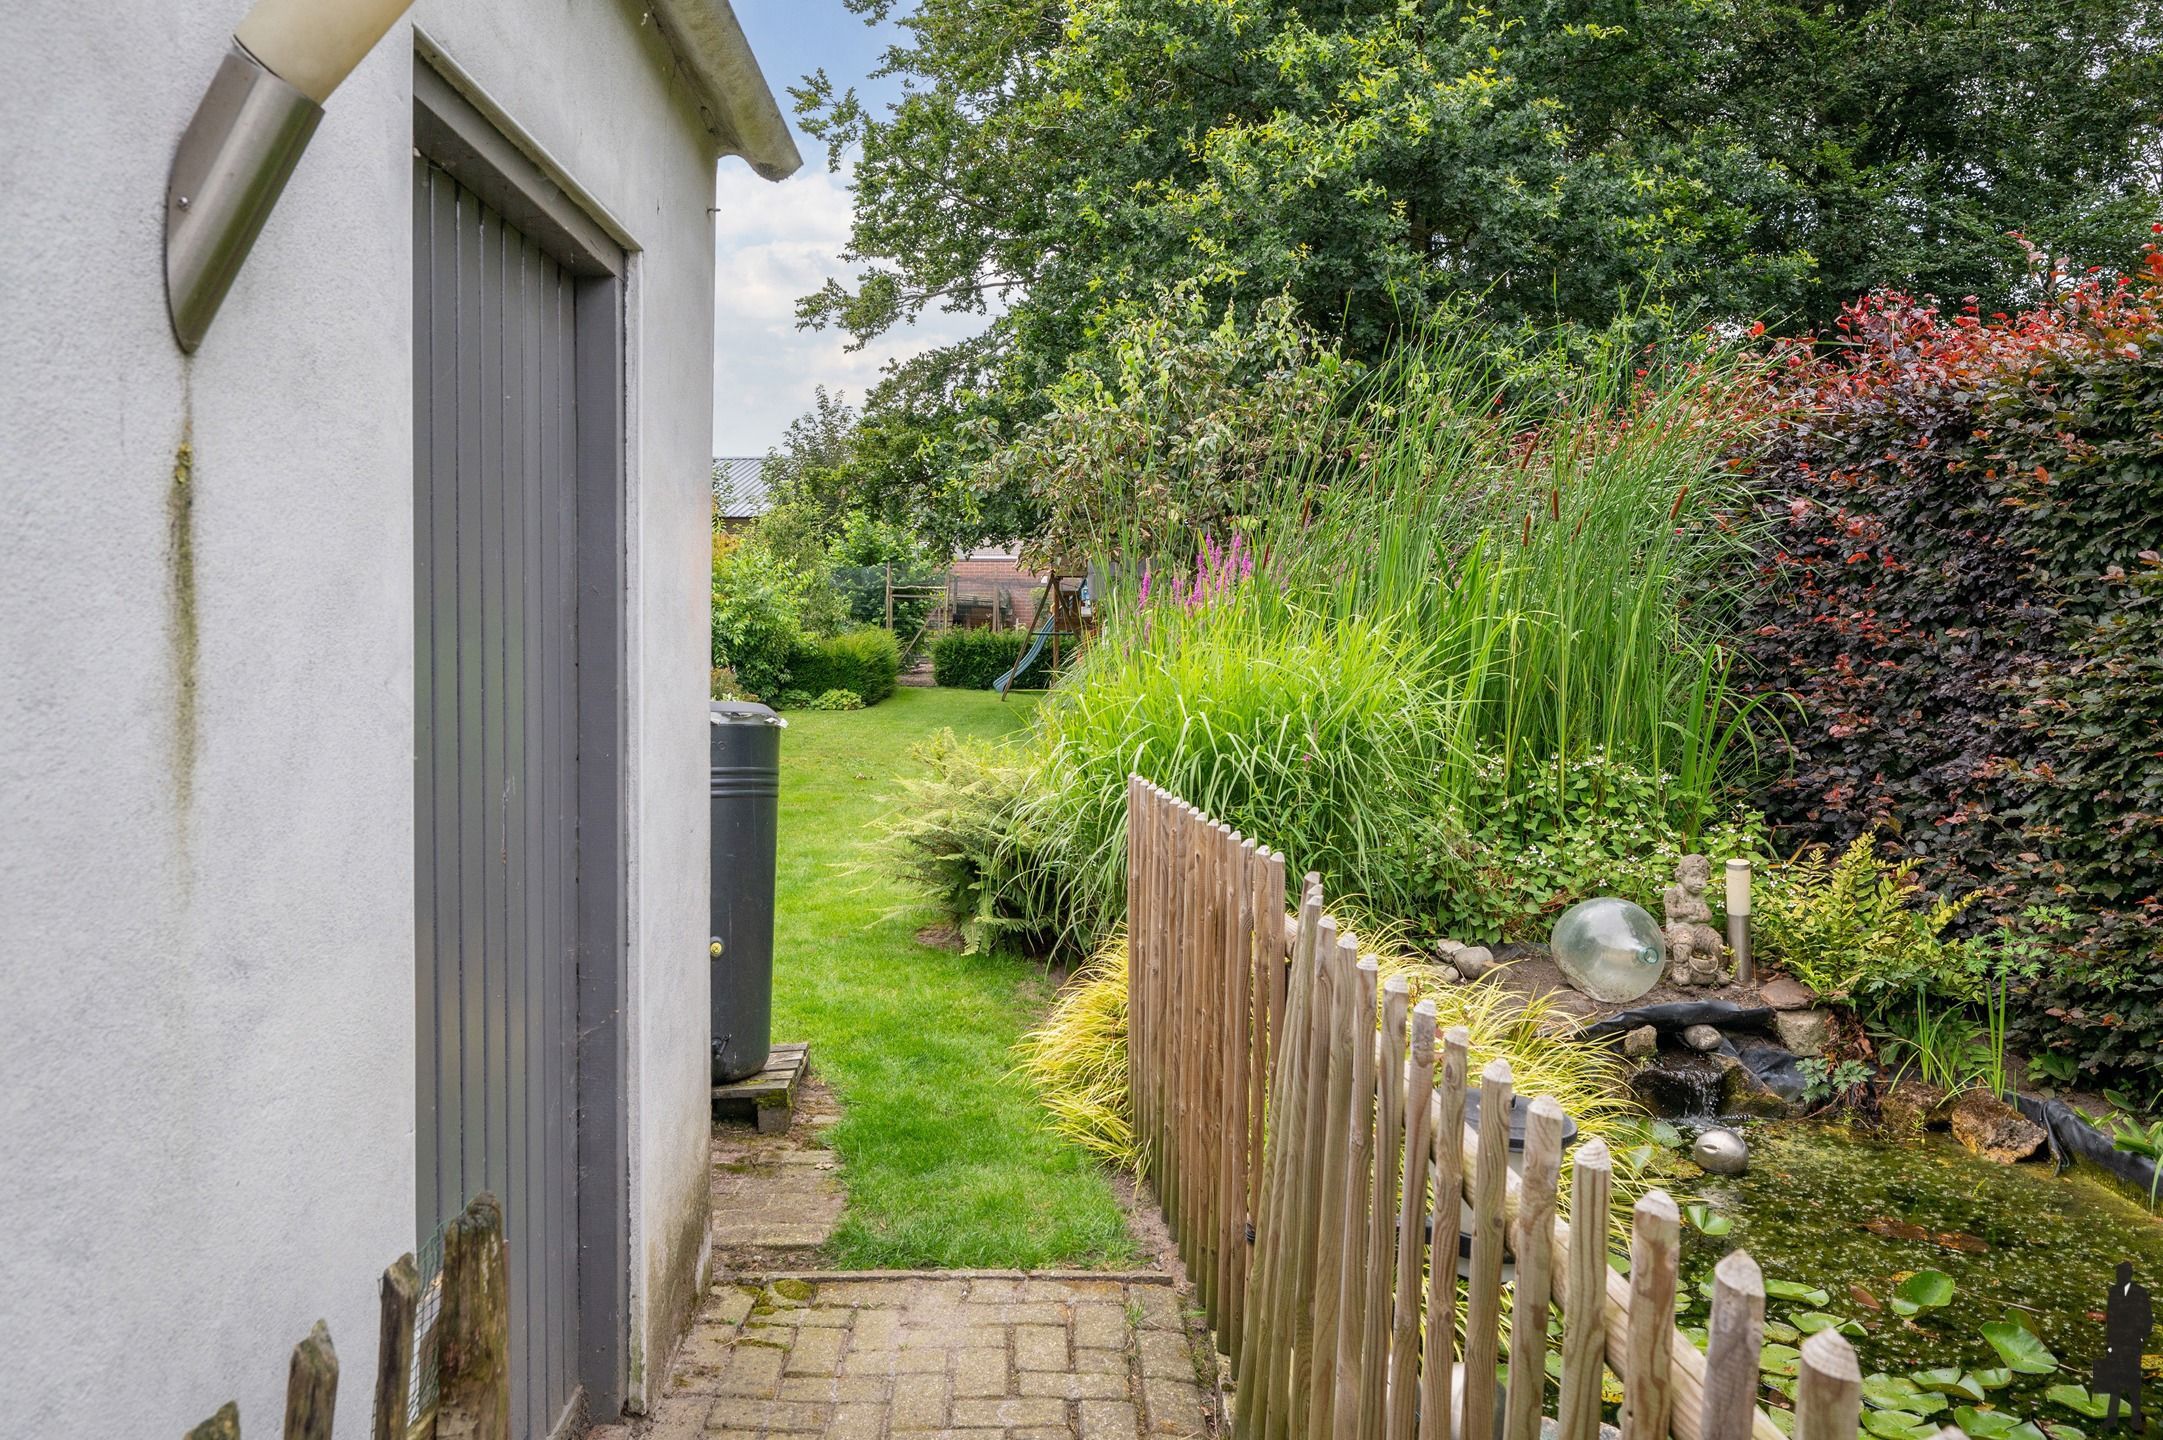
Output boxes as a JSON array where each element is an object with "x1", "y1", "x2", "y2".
[{"x1": 1671, "y1": 1121, "x2": 2163, "y2": 1432}]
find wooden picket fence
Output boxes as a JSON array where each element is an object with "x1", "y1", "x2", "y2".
[
  {"x1": 1125, "y1": 779, "x2": 1884, "y2": 1440},
  {"x1": 184, "y1": 1193, "x2": 511, "y2": 1440}
]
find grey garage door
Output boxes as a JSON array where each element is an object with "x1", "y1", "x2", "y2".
[{"x1": 413, "y1": 155, "x2": 585, "y2": 1438}]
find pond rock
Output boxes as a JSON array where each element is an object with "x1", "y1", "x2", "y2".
[
  {"x1": 1772, "y1": 1007, "x2": 1832, "y2": 1057},
  {"x1": 1622, "y1": 1024, "x2": 1660, "y2": 1059},
  {"x1": 1692, "y1": 1126, "x2": 1749, "y2": 1175},
  {"x1": 1875, "y1": 1080, "x2": 1953, "y2": 1137},
  {"x1": 1682, "y1": 1023, "x2": 1724, "y2": 1052},
  {"x1": 1757, "y1": 976, "x2": 1818, "y2": 1011},
  {"x1": 1950, "y1": 1089, "x2": 2048, "y2": 1164},
  {"x1": 1453, "y1": 945, "x2": 1495, "y2": 980}
]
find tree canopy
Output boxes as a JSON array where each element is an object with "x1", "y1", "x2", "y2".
[{"x1": 792, "y1": 0, "x2": 2163, "y2": 548}]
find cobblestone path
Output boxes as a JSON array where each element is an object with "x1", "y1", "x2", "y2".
[{"x1": 636, "y1": 1272, "x2": 1215, "y2": 1440}]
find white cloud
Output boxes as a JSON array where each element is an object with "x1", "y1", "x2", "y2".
[{"x1": 711, "y1": 160, "x2": 991, "y2": 456}]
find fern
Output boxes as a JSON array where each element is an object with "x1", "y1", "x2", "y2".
[{"x1": 1755, "y1": 831, "x2": 1983, "y2": 1006}]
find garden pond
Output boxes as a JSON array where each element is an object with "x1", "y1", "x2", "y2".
[{"x1": 1665, "y1": 1120, "x2": 2163, "y2": 1439}]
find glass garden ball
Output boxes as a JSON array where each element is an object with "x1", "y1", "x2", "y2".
[{"x1": 1551, "y1": 897, "x2": 1667, "y2": 1003}]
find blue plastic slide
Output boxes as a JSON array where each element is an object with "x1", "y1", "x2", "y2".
[{"x1": 992, "y1": 602, "x2": 1059, "y2": 696}]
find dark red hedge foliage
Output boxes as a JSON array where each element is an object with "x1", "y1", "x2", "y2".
[{"x1": 1737, "y1": 242, "x2": 2163, "y2": 1095}]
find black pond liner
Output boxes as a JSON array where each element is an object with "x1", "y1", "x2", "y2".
[
  {"x1": 2012, "y1": 1092, "x2": 2163, "y2": 1194},
  {"x1": 1578, "y1": 1000, "x2": 1809, "y2": 1100}
]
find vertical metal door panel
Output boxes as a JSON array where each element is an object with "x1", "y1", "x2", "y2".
[
  {"x1": 415, "y1": 157, "x2": 581, "y2": 1438},
  {"x1": 413, "y1": 157, "x2": 439, "y2": 1254}
]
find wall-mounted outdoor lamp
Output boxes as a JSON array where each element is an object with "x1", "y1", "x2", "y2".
[
  {"x1": 1725, "y1": 858, "x2": 1754, "y2": 986},
  {"x1": 166, "y1": 0, "x2": 416, "y2": 351}
]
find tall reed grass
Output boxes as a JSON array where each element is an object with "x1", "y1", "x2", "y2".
[{"x1": 895, "y1": 324, "x2": 1776, "y2": 960}]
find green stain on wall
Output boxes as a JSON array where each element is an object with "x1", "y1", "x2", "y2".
[{"x1": 169, "y1": 427, "x2": 199, "y2": 812}]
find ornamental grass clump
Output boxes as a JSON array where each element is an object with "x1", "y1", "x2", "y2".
[{"x1": 895, "y1": 320, "x2": 1779, "y2": 961}]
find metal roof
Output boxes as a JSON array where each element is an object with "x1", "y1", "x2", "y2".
[{"x1": 712, "y1": 457, "x2": 771, "y2": 518}]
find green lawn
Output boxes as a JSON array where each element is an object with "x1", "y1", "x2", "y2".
[{"x1": 770, "y1": 685, "x2": 1136, "y2": 1269}]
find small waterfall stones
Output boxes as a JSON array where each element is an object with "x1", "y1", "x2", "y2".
[
  {"x1": 1681, "y1": 1023, "x2": 1723, "y2": 1052},
  {"x1": 1692, "y1": 1126, "x2": 1749, "y2": 1175}
]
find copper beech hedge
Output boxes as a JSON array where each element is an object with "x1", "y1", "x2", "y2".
[{"x1": 1735, "y1": 240, "x2": 2163, "y2": 1096}]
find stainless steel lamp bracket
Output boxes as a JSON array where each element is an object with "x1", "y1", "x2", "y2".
[{"x1": 165, "y1": 43, "x2": 323, "y2": 352}]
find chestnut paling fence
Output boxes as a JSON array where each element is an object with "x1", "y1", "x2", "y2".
[{"x1": 1124, "y1": 778, "x2": 1886, "y2": 1440}]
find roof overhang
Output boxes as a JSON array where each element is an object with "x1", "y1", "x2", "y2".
[{"x1": 646, "y1": 0, "x2": 803, "y2": 181}]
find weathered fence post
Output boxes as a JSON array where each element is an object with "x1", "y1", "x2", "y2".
[
  {"x1": 1384, "y1": 998, "x2": 1438, "y2": 1440},
  {"x1": 436, "y1": 1192, "x2": 510, "y2": 1440},
  {"x1": 1327, "y1": 956, "x2": 1380, "y2": 1440},
  {"x1": 1504, "y1": 1097, "x2": 1566, "y2": 1440},
  {"x1": 283, "y1": 1320, "x2": 338, "y2": 1440},
  {"x1": 1461, "y1": 1058, "x2": 1515, "y2": 1440},
  {"x1": 373, "y1": 1253, "x2": 421, "y2": 1440},
  {"x1": 187, "y1": 1401, "x2": 241, "y2": 1440},
  {"x1": 1795, "y1": 1330, "x2": 1863, "y2": 1440},
  {"x1": 1419, "y1": 1025, "x2": 1470, "y2": 1440},
  {"x1": 1360, "y1": 976, "x2": 1411, "y2": 1439},
  {"x1": 1623, "y1": 1192, "x2": 1681, "y2": 1440},
  {"x1": 1705, "y1": 1250, "x2": 1768, "y2": 1440},
  {"x1": 1304, "y1": 934, "x2": 1359, "y2": 1440},
  {"x1": 1554, "y1": 1139, "x2": 1614, "y2": 1440}
]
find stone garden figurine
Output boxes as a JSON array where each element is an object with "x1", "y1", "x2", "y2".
[
  {"x1": 1663, "y1": 854, "x2": 1728, "y2": 987},
  {"x1": 2095, "y1": 1261, "x2": 2151, "y2": 1428}
]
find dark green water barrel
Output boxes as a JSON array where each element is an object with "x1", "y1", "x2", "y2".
[{"x1": 710, "y1": 701, "x2": 784, "y2": 1083}]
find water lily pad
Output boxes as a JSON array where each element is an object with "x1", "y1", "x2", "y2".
[
  {"x1": 1972, "y1": 1369, "x2": 2014, "y2": 1391},
  {"x1": 1762, "y1": 1342, "x2": 1802, "y2": 1377},
  {"x1": 1685, "y1": 1202, "x2": 1735, "y2": 1236},
  {"x1": 1955, "y1": 1408, "x2": 2020, "y2": 1438},
  {"x1": 1861, "y1": 1375, "x2": 1947, "y2": 1416},
  {"x1": 1794, "y1": 1311, "x2": 1867, "y2": 1339},
  {"x1": 1862, "y1": 1375, "x2": 1922, "y2": 1410},
  {"x1": 1767, "y1": 1280, "x2": 1834, "y2": 1307},
  {"x1": 1763, "y1": 1319, "x2": 1801, "y2": 1345},
  {"x1": 2044, "y1": 1385, "x2": 2112, "y2": 1419},
  {"x1": 1650, "y1": 1119, "x2": 1685, "y2": 1149},
  {"x1": 2038, "y1": 1420, "x2": 2088, "y2": 1440},
  {"x1": 1863, "y1": 1411, "x2": 1940, "y2": 1440},
  {"x1": 1981, "y1": 1321, "x2": 2060, "y2": 1375},
  {"x1": 1954, "y1": 1408, "x2": 2048, "y2": 1440},
  {"x1": 1910, "y1": 1368, "x2": 1987, "y2": 1402},
  {"x1": 1892, "y1": 1269, "x2": 1956, "y2": 1316}
]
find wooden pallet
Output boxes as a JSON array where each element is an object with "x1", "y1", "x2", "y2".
[{"x1": 712, "y1": 1042, "x2": 810, "y2": 1134}]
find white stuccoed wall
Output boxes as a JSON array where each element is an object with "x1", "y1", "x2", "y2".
[{"x1": 0, "y1": 0, "x2": 732, "y2": 1430}]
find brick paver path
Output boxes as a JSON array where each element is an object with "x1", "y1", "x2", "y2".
[{"x1": 648, "y1": 1273, "x2": 1214, "y2": 1440}]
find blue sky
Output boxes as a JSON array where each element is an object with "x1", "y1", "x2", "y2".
[{"x1": 712, "y1": 2, "x2": 985, "y2": 456}]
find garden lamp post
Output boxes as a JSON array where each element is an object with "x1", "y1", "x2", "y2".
[
  {"x1": 1449, "y1": 1091, "x2": 1579, "y2": 1281},
  {"x1": 1726, "y1": 859, "x2": 1754, "y2": 986},
  {"x1": 166, "y1": 0, "x2": 417, "y2": 351}
]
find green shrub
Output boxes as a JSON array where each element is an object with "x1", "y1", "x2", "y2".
[
  {"x1": 806, "y1": 688, "x2": 865, "y2": 712},
  {"x1": 1397, "y1": 748, "x2": 1771, "y2": 943},
  {"x1": 787, "y1": 627, "x2": 900, "y2": 706},
  {"x1": 712, "y1": 535, "x2": 802, "y2": 700},
  {"x1": 930, "y1": 628, "x2": 1056, "y2": 691}
]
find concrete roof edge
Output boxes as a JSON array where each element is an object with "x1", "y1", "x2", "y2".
[{"x1": 646, "y1": 0, "x2": 804, "y2": 181}]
